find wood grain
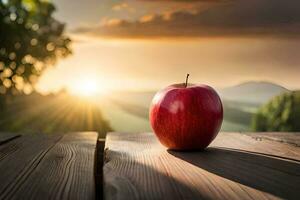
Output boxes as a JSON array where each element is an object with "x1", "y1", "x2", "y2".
[
  {"x1": 0, "y1": 132, "x2": 98, "y2": 200},
  {"x1": 104, "y1": 132, "x2": 300, "y2": 200},
  {"x1": 0, "y1": 133, "x2": 21, "y2": 146},
  {"x1": 246, "y1": 132, "x2": 300, "y2": 147},
  {"x1": 211, "y1": 132, "x2": 300, "y2": 161}
]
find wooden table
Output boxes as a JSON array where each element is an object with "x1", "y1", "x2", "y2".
[
  {"x1": 104, "y1": 132, "x2": 300, "y2": 200},
  {"x1": 0, "y1": 132, "x2": 98, "y2": 200},
  {"x1": 1, "y1": 132, "x2": 300, "y2": 200}
]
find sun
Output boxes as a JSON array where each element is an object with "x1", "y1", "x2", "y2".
[{"x1": 70, "y1": 78, "x2": 100, "y2": 97}]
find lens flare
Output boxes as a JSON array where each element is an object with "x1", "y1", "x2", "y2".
[{"x1": 71, "y1": 78, "x2": 100, "y2": 97}]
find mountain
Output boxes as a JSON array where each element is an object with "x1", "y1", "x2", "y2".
[{"x1": 218, "y1": 81, "x2": 289, "y2": 105}]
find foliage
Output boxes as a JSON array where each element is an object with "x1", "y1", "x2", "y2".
[
  {"x1": 0, "y1": 0, "x2": 71, "y2": 95},
  {"x1": 0, "y1": 91, "x2": 112, "y2": 137},
  {"x1": 252, "y1": 91, "x2": 300, "y2": 132}
]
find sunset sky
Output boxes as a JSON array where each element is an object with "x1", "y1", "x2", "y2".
[{"x1": 37, "y1": 0, "x2": 300, "y2": 94}]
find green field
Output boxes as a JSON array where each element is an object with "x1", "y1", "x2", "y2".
[
  {"x1": 0, "y1": 92, "x2": 112, "y2": 137},
  {"x1": 0, "y1": 86, "x2": 279, "y2": 135}
]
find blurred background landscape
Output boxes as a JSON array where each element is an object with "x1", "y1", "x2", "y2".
[{"x1": 1, "y1": 0, "x2": 300, "y2": 137}]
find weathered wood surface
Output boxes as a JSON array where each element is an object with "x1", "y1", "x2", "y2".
[
  {"x1": 0, "y1": 132, "x2": 98, "y2": 200},
  {"x1": 246, "y1": 132, "x2": 300, "y2": 147},
  {"x1": 211, "y1": 132, "x2": 300, "y2": 161},
  {"x1": 0, "y1": 133, "x2": 21, "y2": 145},
  {"x1": 104, "y1": 132, "x2": 300, "y2": 200}
]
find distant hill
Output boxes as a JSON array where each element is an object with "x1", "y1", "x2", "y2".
[
  {"x1": 218, "y1": 81, "x2": 289, "y2": 105},
  {"x1": 105, "y1": 81, "x2": 291, "y2": 132},
  {"x1": 111, "y1": 81, "x2": 289, "y2": 106}
]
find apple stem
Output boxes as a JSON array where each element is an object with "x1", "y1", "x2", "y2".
[{"x1": 185, "y1": 74, "x2": 190, "y2": 88}]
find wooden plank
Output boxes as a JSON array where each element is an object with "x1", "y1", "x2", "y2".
[
  {"x1": 0, "y1": 132, "x2": 98, "y2": 200},
  {"x1": 246, "y1": 132, "x2": 300, "y2": 147},
  {"x1": 211, "y1": 132, "x2": 300, "y2": 161},
  {"x1": 0, "y1": 134, "x2": 62, "y2": 199},
  {"x1": 0, "y1": 132, "x2": 21, "y2": 146},
  {"x1": 104, "y1": 132, "x2": 300, "y2": 200}
]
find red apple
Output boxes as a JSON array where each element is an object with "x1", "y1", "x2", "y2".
[{"x1": 149, "y1": 74, "x2": 223, "y2": 150}]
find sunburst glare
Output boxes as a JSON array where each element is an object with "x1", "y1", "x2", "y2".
[{"x1": 70, "y1": 78, "x2": 100, "y2": 97}]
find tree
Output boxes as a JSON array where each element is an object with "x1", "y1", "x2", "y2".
[
  {"x1": 252, "y1": 91, "x2": 300, "y2": 132},
  {"x1": 0, "y1": 0, "x2": 71, "y2": 95}
]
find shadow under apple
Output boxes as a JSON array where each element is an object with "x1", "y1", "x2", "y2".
[{"x1": 168, "y1": 147, "x2": 300, "y2": 200}]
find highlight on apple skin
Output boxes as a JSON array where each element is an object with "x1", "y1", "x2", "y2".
[{"x1": 149, "y1": 75, "x2": 223, "y2": 150}]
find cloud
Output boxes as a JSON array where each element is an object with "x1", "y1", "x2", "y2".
[
  {"x1": 73, "y1": 0, "x2": 300, "y2": 39},
  {"x1": 112, "y1": 3, "x2": 129, "y2": 11},
  {"x1": 139, "y1": 14, "x2": 156, "y2": 23}
]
